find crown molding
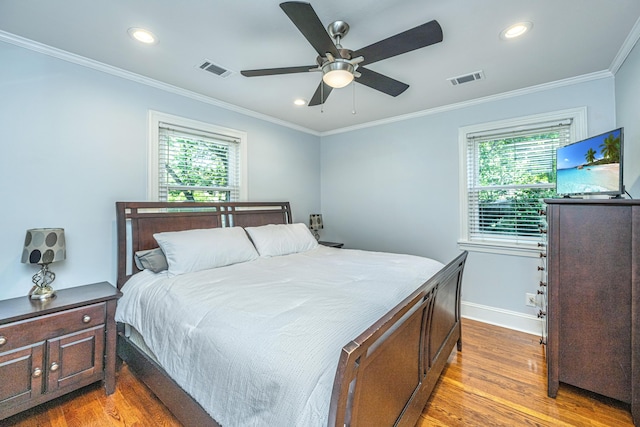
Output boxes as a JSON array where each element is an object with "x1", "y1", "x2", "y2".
[
  {"x1": 0, "y1": 29, "x2": 625, "y2": 138},
  {"x1": 610, "y1": 15, "x2": 640, "y2": 74},
  {"x1": 0, "y1": 30, "x2": 321, "y2": 136},
  {"x1": 321, "y1": 70, "x2": 613, "y2": 136}
]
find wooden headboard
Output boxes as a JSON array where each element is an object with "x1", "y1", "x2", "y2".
[{"x1": 116, "y1": 201, "x2": 292, "y2": 288}]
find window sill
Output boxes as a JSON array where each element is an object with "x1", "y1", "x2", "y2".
[{"x1": 457, "y1": 240, "x2": 543, "y2": 258}]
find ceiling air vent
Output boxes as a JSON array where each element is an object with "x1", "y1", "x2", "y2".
[
  {"x1": 447, "y1": 70, "x2": 485, "y2": 86},
  {"x1": 198, "y1": 60, "x2": 233, "y2": 78}
]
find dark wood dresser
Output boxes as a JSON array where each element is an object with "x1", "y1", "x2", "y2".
[
  {"x1": 0, "y1": 282, "x2": 121, "y2": 420},
  {"x1": 545, "y1": 198, "x2": 638, "y2": 425}
]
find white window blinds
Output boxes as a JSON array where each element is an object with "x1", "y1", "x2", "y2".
[
  {"x1": 465, "y1": 120, "x2": 571, "y2": 245},
  {"x1": 158, "y1": 122, "x2": 240, "y2": 202}
]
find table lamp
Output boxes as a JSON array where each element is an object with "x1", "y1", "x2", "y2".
[
  {"x1": 21, "y1": 228, "x2": 66, "y2": 300},
  {"x1": 309, "y1": 214, "x2": 323, "y2": 240}
]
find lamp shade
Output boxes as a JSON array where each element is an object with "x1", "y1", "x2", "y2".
[
  {"x1": 309, "y1": 214, "x2": 324, "y2": 230},
  {"x1": 21, "y1": 228, "x2": 66, "y2": 265}
]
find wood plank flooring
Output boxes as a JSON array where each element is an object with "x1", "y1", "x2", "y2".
[
  {"x1": 2, "y1": 318, "x2": 634, "y2": 426},
  {"x1": 419, "y1": 319, "x2": 633, "y2": 426}
]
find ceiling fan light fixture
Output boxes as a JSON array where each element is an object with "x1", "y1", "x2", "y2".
[{"x1": 322, "y1": 60, "x2": 354, "y2": 88}]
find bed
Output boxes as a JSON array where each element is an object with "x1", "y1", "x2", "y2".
[{"x1": 114, "y1": 201, "x2": 467, "y2": 427}]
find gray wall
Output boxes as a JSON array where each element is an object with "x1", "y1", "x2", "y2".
[
  {"x1": 615, "y1": 39, "x2": 640, "y2": 197},
  {"x1": 320, "y1": 77, "x2": 616, "y2": 331},
  {"x1": 0, "y1": 41, "x2": 320, "y2": 300}
]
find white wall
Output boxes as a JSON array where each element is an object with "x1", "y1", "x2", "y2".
[
  {"x1": 615, "y1": 39, "x2": 640, "y2": 197},
  {"x1": 0, "y1": 41, "x2": 320, "y2": 300},
  {"x1": 320, "y1": 77, "x2": 616, "y2": 333}
]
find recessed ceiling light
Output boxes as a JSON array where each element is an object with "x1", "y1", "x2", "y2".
[
  {"x1": 128, "y1": 27, "x2": 157, "y2": 44},
  {"x1": 293, "y1": 98, "x2": 307, "y2": 106},
  {"x1": 500, "y1": 22, "x2": 532, "y2": 40}
]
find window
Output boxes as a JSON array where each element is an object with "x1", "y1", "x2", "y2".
[
  {"x1": 459, "y1": 108, "x2": 587, "y2": 256},
  {"x1": 148, "y1": 111, "x2": 247, "y2": 202}
]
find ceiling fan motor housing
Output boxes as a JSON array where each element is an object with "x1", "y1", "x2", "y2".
[{"x1": 316, "y1": 48, "x2": 354, "y2": 66}]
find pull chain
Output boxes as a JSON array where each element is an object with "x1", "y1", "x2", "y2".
[
  {"x1": 352, "y1": 82, "x2": 356, "y2": 115},
  {"x1": 321, "y1": 82, "x2": 324, "y2": 114}
]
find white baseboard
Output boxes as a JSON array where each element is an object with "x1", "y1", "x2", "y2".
[{"x1": 461, "y1": 301, "x2": 543, "y2": 337}]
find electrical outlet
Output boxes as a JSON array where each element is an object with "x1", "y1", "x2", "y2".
[{"x1": 526, "y1": 293, "x2": 537, "y2": 307}]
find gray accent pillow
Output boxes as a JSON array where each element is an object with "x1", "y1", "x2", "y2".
[{"x1": 134, "y1": 248, "x2": 168, "y2": 273}]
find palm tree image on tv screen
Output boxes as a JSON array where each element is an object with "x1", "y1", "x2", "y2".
[{"x1": 556, "y1": 129, "x2": 622, "y2": 195}]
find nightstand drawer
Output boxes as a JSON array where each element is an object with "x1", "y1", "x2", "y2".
[{"x1": 0, "y1": 303, "x2": 105, "y2": 352}]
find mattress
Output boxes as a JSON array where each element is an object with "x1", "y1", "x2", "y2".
[{"x1": 115, "y1": 245, "x2": 443, "y2": 426}]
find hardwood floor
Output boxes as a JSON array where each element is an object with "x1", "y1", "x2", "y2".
[
  {"x1": 2, "y1": 362, "x2": 182, "y2": 427},
  {"x1": 2, "y1": 319, "x2": 634, "y2": 426},
  {"x1": 420, "y1": 319, "x2": 634, "y2": 426}
]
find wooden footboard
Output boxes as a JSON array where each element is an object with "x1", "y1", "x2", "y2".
[{"x1": 328, "y1": 251, "x2": 467, "y2": 427}]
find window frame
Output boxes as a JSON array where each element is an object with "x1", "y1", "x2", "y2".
[
  {"x1": 148, "y1": 111, "x2": 248, "y2": 202},
  {"x1": 458, "y1": 107, "x2": 587, "y2": 257}
]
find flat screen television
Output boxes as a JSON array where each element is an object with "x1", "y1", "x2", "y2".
[{"x1": 556, "y1": 127, "x2": 624, "y2": 197}]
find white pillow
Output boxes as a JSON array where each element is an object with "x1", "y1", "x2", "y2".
[
  {"x1": 244, "y1": 223, "x2": 318, "y2": 257},
  {"x1": 153, "y1": 227, "x2": 258, "y2": 276}
]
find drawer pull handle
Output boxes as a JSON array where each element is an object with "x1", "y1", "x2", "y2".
[
  {"x1": 33, "y1": 367, "x2": 42, "y2": 377},
  {"x1": 82, "y1": 315, "x2": 91, "y2": 323},
  {"x1": 0, "y1": 336, "x2": 6, "y2": 346},
  {"x1": 50, "y1": 362, "x2": 59, "y2": 372}
]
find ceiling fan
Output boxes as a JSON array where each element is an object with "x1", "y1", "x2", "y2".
[{"x1": 240, "y1": 1, "x2": 443, "y2": 106}]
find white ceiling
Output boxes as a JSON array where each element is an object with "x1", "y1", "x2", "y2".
[{"x1": 1, "y1": 0, "x2": 639, "y2": 133}]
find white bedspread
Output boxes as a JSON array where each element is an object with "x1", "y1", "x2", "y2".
[{"x1": 115, "y1": 245, "x2": 443, "y2": 427}]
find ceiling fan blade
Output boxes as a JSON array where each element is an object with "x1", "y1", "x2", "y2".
[
  {"x1": 308, "y1": 81, "x2": 334, "y2": 106},
  {"x1": 280, "y1": 2, "x2": 340, "y2": 58},
  {"x1": 356, "y1": 67, "x2": 409, "y2": 97},
  {"x1": 241, "y1": 65, "x2": 317, "y2": 77},
  {"x1": 352, "y1": 20, "x2": 443, "y2": 66}
]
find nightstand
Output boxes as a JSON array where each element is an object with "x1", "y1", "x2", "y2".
[
  {"x1": 0, "y1": 282, "x2": 122, "y2": 420},
  {"x1": 319, "y1": 241, "x2": 344, "y2": 248}
]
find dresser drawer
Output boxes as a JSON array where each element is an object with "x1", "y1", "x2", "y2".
[{"x1": 0, "y1": 303, "x2": 105, "y2": 353}]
